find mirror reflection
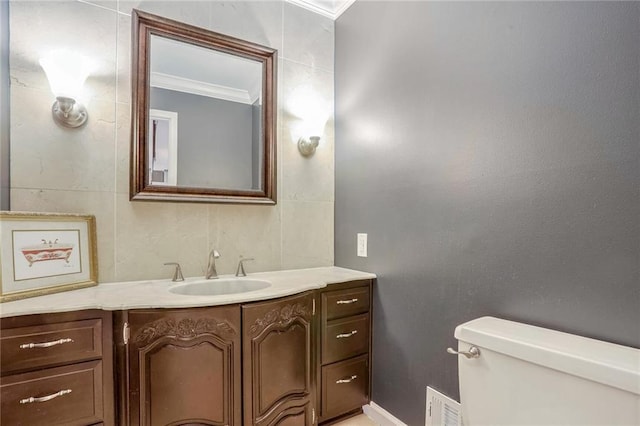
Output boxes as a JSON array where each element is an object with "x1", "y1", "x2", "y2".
[
  {"x1": 131, "y1": 10, "x2": 277, "y2": 204},
  {"x1": 148, "y1": 35, "x2": 264, "y2": 191}
]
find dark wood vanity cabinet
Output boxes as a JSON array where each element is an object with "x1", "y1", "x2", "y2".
[
  {"x1": 317, "y1": 280, "x2": 372, "y2": 424},
  {"x1": 242, "y1": 291, "x2": 317, "y2": 426},
  {"x1": 1, "y1": 278, "x2": 372, "y2": 426},
  {"x1": 116, "y1": 293, "x2": 318, "y2": 426},
  {"x1": 0, "y1": 310, "x2": 114, "y2": 426},
  {"x1": 115, "y1": 305, "x2": 242, "y2": 426}
]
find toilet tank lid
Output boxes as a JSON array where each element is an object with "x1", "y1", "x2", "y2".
[{"x1": 454, "y1": 317, "x2": 640, "y2": 395}]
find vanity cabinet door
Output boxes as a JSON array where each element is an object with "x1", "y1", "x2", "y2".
[
  {"x1": 122, "y1": 305, "x2": 242, "y2": 426},
  {"x1": 242, "y1": 291, "x2": 317, "y2": 426}
]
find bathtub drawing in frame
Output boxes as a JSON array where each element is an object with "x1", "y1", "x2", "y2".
[
  {"x1": 21, "y1": 238, "x2": 75, "y2": 267},
  {"x1": 0, "y1": 212, "x2": 98, "y2": 302}
]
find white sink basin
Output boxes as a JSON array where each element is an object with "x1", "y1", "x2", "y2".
[{"x1": 169, "y1": 278, "x2": 271, "y2": 296}]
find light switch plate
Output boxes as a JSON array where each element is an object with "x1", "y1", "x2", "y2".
[{"x1": 357, "y1": 233, "x2": 367, "y2": 257}]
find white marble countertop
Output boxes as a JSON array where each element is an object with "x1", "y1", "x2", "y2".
[{"x1": 0, "y1": 267, "x2": 376, "y2": 318}]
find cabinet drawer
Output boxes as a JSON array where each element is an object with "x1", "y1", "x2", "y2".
[
  {"x1": 323, "y1": 286, "x2": 370, "y2": 320},
  {"x1": 1, "y1": 360, "x2": 104, "y2": 426},
  {"x1": 321, "y1": 355, "x2": 369, "y2": 420},
  {"x1": 323, "y1": 314, "x2": 369, "y2": 365},
  {"x1": 1, "y1": 319, "x2": 102, "y2": 374}
]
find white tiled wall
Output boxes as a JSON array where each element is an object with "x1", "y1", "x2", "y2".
[{"x1": 9, "y1": 0, "x2": 335, "y2": 283}]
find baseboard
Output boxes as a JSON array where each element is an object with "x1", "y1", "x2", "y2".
[{"x1": 363, "y1": 402, "x2": 408, "y2": 426}]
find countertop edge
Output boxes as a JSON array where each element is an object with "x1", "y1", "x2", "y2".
[{"x1": 0, "y1": 267, "x2": 376, "y2": 318}]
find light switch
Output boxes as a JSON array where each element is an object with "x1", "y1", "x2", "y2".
[{"x1": 357, "y1": 233, "x2": 367, "y2": 257}]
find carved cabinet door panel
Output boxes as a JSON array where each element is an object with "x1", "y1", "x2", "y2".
[
  {"x1": 125, "y1": 305, "x2": 242, "y2": 426},
  {"x1": 242, "y1": 291, "x2": 317, "y2": 426}
]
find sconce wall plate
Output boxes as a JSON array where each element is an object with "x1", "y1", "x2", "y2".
[
  {"x1": 52, "y1": 96, "x2": 88, "y2": 128},
  {"x1": 298, "y1": 135, "x2": 320, "y2": 157}
]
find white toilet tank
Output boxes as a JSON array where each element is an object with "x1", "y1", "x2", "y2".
[{"x1": 453, "y1": 317, "x2": 640, "y2": 426}]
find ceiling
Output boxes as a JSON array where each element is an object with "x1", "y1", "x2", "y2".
[{"x1": 286, "y1": 0, "x2": 356, "y2": 20}]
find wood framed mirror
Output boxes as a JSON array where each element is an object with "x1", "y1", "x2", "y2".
[{"x1": 131, "y1": 10, "x2": 277, "y2": 204}]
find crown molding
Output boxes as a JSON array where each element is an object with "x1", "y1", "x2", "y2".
[
  {"x1": 333, "y1": 0, "x2": 357, "y2": 19},
  {"x1": 150, "y1": 72, "x2": 256, "y2": 105},
  {"x1": 286, "y1": 0, "x2": 357, "y2": 20}
]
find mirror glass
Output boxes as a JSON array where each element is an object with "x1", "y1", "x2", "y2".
[
  {"x1": 148, "y1": 35, "x2": 263, "y2": 190},
  {"x1": 131, "y1": 10, "x2": 277, "y2": 204}
]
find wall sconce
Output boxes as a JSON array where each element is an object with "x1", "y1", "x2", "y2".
[
  {"x1": 298, "y1": 135, "x2": 320, "y2": 157},
  {"x1": 297, "y1": 114, "x2": 328, "y2": 157},
  {"x1": 39, "y1": 50, "x2": 95, "y2": 128},
  {"x1": 287, "y1": 85, "x2": 330, "y2": 158}
]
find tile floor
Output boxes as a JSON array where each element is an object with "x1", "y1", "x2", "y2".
[{"x1": 333, "y1": 414, "x2": 377, "y2": 425}]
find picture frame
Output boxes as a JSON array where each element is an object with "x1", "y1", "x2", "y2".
[{"x1": 0, "y1": 212, "x2": 98, "y2": 303}]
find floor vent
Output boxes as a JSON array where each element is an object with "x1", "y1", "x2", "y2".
[{"x1": 426, "y1": 386, "x2": 461, "y2": 426}]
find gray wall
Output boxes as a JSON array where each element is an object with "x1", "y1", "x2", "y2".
[
  {"x1": 335, "y1": 2, "x2": 640, "y2": 425},
  {"x1": 1, "y1": 0, "x2": 9, "y2": 210},
  {"x1": 151, "y1": 87, "x2": 255, "y2": 189}
]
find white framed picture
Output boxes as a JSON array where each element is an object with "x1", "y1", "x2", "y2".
[{"x1": 0, "y1": 212, "x2": 98, "y2": 302}]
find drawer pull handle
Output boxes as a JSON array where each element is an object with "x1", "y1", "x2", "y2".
[
  {"x1": 336, "y1": 298, "x2": 358, "y2": 305},
  {"x1": 336, "y1": 375, "x2": 358, "y2": 384},
  {"x1": 20, "y1": 389, "x2": 72, "y2": 404},
  {"x1": 336, "y1": 330, "x2": 358, "y2": 339},
  {"x1": 20, "y1": 338, "x2": 74, "y2": 349}
]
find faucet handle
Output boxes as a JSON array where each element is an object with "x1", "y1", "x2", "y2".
[
  {"x1": 235, "y1": 257, "x2": 254, "y2": 277},
  {"x1": 164, "y1": 262, "x2": 184, "y2": 282}
]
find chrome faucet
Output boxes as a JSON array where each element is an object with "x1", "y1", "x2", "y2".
[
  {"x1": 205, "y1": 249, "x2": 220, "y2": 279},
  {"x1": 235, "y1": 257, "x2": 254, "y2": 277},
  {"x1": 164, "y1": 262, "x2": 184, "y2": 282}
]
